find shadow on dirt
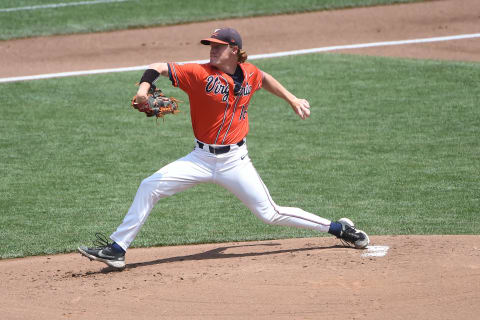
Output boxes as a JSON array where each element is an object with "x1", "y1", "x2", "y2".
[{"x1": 78, "y1": 242, "x2": 344, "y2": 275}]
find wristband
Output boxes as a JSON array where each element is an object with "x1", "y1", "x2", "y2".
[{"x1": 140, "y1": 69, "x2": 160, "y2": 85}]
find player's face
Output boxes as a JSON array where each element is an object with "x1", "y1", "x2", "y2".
[{"x1": 209, "y1": 43, "x2": 236, "y2": 67}]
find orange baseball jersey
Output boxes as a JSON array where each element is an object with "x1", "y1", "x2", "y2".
[{"x1": 167, "y1": 62, "x2": 263, "y2": 145}]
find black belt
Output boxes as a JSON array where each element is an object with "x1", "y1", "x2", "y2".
[{"x1": 197, "y1": 139, "x2": 245, "y2": 155}]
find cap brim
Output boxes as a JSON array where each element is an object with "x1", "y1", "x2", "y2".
[{"x1": 200, "y1": 38, "x2": 230, "y2": 46}]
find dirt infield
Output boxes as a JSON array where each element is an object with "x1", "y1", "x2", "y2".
[
  {"x1": 1, "y1": 236, "x2": 479, "y2": 320},
  {"x1": 1, "y1": 0, "x2": 479, "y2": 319}
]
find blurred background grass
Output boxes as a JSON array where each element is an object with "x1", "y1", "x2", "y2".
[{"x1": 0, "y1": 0, "x2": 423, "y2": 40}]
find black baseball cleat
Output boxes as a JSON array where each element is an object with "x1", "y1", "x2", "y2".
[
  {"x1": 77, "y1": 233, "x2": 126, "y2": 269},
  {"x1": 336, "y1": 218, "x2": 370, "y2": 249}
]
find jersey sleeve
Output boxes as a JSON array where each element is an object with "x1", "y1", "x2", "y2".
[
  {"x1": 245, "y1": 63, "x2": 263, "y2": 92},
  {"x1": 168, "y1": 63, "x2": 204, "y2": 93},
  {"x1": 255, "y1": 67, "x2": 263, "y2": 90}
]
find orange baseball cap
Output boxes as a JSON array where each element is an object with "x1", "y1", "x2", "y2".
[{"x1": 201, "y1": 27, "x2": 243, "y2": 49}]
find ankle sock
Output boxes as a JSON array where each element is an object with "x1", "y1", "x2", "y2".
[
  {"x1": 111, "y1": 242, "x2": 126, "y2": 254},
  {"x1": 328, "y1": 222, "x2": 343, "y2": 237}
]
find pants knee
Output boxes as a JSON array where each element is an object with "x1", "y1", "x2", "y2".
[
  {"x1": 138, "y1": 174, "x2": 177, "y2": 199},
  {"x1": 136, "y1": 176, "x2": 162, "y2": 200},
  {"x1": 139, "y1": 177, "x2": 155, "y2": 191},
  {"x1": 250, "y1": 202, "x2": 279, "y2": 225}
]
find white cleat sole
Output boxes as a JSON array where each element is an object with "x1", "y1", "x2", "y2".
[
  {"x1": 354, "y1": 230, "x2": 370, "y2": 249},
  {"x1": 338, "y1": 217, "x2": 355, "y2": 228},
  {"x1": 338, "y1": 218, "x2": 370, "y2": 249}
]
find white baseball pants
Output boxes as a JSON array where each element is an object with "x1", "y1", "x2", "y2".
[{"x1": 110, "y1": 141, "x2": 331, "y2": 250}]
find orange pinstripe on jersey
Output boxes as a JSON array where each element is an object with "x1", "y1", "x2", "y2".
[{"x1": 168, "y1": 62, "x2": 263, "y2": 145}]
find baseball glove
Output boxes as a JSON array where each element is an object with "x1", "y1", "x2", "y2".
[{"x1": 131, "y1": 86, "x2": 180, "y2": 118}]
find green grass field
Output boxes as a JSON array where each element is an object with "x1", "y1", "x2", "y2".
[
  {"x1": 1, "y1": 53, "x2": 479, "y2": 259},
  {"x1": 1, "y1": 0, "x2": 478, "y2": 259},
  {"x1": 0, "y1": 0, "x2": 423, "y2": 40}
]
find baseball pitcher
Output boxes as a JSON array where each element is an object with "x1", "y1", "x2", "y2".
[{"x1": 78, "y1": 28, "x2": 369, "y2": 269}]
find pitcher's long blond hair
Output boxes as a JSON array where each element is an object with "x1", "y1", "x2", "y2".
[{"x1": 237, "y1": 48, "x2": 248, "y2": 63}]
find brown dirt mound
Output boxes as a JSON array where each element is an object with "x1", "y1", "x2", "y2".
[
  {"x1": 1, "y1": 236, "x2": 479, "y2": 319},
  {"x1": 1, "y1": 1, "x2": 479, "y2": 319}
]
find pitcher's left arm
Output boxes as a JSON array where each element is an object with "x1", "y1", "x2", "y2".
[{"x1": 261, "y1": 71, "x2": 311, "y2": 120}]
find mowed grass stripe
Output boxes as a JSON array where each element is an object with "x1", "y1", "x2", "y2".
[{"x1": 0, "y1": 0, "x2": 424, "y2": 40}]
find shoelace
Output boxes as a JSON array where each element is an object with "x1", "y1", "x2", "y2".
[
  {"x1": 339, "y1": 239, "x2": 354, "y2": 248},
  {"x1": 92, "y1": 232, "x2": 112, "y2": 249}
]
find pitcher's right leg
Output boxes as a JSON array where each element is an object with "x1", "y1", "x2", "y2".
[{"x1": 110, "y1": 151, "x2": 213, "y2": 250}]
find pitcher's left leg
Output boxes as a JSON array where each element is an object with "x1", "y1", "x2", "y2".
[{"x1": 216, "y1": 154, "x2": 331, "y2": 233}]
